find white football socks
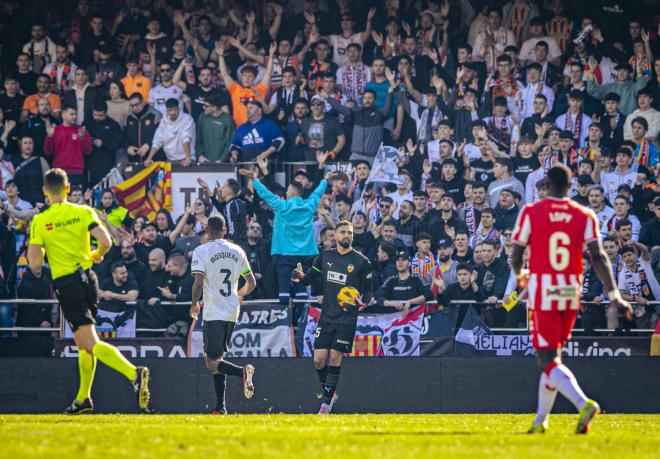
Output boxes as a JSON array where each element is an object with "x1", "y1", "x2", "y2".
[
  {"x1": 548, "y1": 364, "x2": 588, "y2": 411},
  {"x1": 534, "y1": 372, "x2": 557, "y2": 425}
]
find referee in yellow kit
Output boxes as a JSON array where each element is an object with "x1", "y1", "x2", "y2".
[{"x1": 28, "y1": 168, "x2": 151, "y2": 414}]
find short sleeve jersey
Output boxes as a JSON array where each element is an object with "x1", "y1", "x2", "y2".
[
  {"x1": 191, "y1": 239, "x2": 252, "y2": 323},
  {"x1": 512, "y1": 197, "x2": 599, "y2": 311},
  {"x1": 227, "y1": 82, "x2": 267, "y2": 126},
  {"x1": 29, "y1": 201, "x2": 102, "y2": 279}
]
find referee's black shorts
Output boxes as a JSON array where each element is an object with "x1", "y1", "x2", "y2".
[
  {"x1": 52, "y1": 269, "x2": 99, "y2": 332},
  {"x1": 203, "y1": 320, "x2": 236, "y2": 358}
]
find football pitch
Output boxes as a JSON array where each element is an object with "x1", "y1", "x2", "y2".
[{"x1": 0, "y1": 414, "x2": 657, "y2": 458}]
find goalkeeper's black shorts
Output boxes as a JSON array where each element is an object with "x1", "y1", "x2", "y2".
[{"x1": 314, "y1": 317, "x2": 357, "y2": 353}]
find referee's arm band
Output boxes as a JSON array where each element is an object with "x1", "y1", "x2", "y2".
[
  {"x1": 88, "y1": 222, "x2": 99, "y2": 230},
  {"x1": 240, "y1": 268, "x2": 253, "y2": 276}
]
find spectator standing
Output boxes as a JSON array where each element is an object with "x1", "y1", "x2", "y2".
[
  {"x1": 147, "y1": 61, "x2": 185, "y2": 118},
  {"x1": 121, "y1": 55, "x2": 152, "y2": 102},
  {"x1": 229, "y1": 100, "x2": 284, "y2": 163},
  {"x1": 85, "y1": 102, "x2": 123, "y2": 186},
  {"x1": 99, "y1": 262, "x2": 139, "y2": 312},
  {"x1": 124, "y1": 93, "x2": 161, "y2": 164},
  {"x1": 437, "y1": 263, "x2": 484, "y2": 332},
  {"x1": 195, "y1": 94, "x2": 235, "y2": 163},
  {"x1": 487, "y1": 158, "x2": 525, "y2": 208},
  {"x1": 43, "y1": 106, "x2": 91, "y2": 186},
  {"x1": 476, "y1": 239, "x2": 510, "y2": 327},
  {"x1": 198, "y1": 178, "x2": 247, "y2": 244},
  {"x1": 298, "y1": 95, "x2": 345, "y2": 162},
  {"x1": 11, "y1": 136, "x2": 49, "y2": 205},
  {"x1": 62, "y1": 68, "x2": 98, "y2": 125},
  {"x1": 0, "y1": 76, "x2": 25, "y2": 123},
  {"x1": 377, "y1": 251, "x2": 432, "y2": 314},
  {"x1": 324, "y1": 75, "x2": 395, "y2": 164},
  {"x1": 22, "y1": 22, "x2": 56, "y2": 73},
  {"x1": 159, "y1": 253, "x2": 194, "y2": 324},
  {"x1": 21, "y1": 75, "x2": 61, "y2": 121},
  {"x1": 615, "y1": 243, "x2": 660, "y2": 330},
  {"x1": 586, "y1": 63, "x2": 648, "y2": 116},
  {"x1": 217, "y1": 42, "x2": 275, "y2": 127},
  {"x1": 146, "y1": 98, "x2": 195, "y2": 167}
]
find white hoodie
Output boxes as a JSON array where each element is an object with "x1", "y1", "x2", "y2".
[{"x1": 152, "y1": 112, "x2": 196, "y2": 161}]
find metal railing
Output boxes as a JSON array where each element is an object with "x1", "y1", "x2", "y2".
[{"x1": 1, "y1": 298, "x2": 657, "y2": 335}]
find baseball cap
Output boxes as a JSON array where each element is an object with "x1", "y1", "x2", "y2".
[
  {"x1": 395, "y1": 250, "x2": 410, "y2": 261},
  {"x1": 437, "y1": 238, "x2": 453, "y2": 248}
]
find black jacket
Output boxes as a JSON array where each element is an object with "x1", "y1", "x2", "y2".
[
  {"x1": 476, "y1": 258, "x2": 510, "y2": 299},
  {"x1": 124, "y1": 105, "x2": 161, "y2": 150},
  {"x1": 62, "y1": 85, "x2": 99, "y2": 125},
  {"x1": 494, "y1": 204, "x2": 519, "y2": 231},
  {"x1": 85, "y1": 116, "x2": 124, "y2": 175},
  {"x1": 17, "y1": 115, "x2": 59, "y2": 157},
  {"x1": 211, "y1": 196, "x2": 248, "y2": 244}
]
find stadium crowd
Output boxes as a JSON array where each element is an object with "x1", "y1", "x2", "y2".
[{"x1": 0, "y1": 0, "x2": 659, "y2": 338}]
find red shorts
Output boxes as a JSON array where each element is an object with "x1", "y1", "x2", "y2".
[{"x1": 528, "y1": 309, "x2": 578, "y2": 350}]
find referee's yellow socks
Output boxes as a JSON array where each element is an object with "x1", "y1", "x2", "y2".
[
  {"x1": 92, "y1": 341, "x2": 137, "y2": 382},
  {"x1": 75, "y1": 349, "x2": 96, "y2": 403}
]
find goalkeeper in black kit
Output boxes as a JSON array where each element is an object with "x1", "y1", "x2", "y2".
[{"x1": 292, "y1": 220, "x2": 373, "y2": 414}]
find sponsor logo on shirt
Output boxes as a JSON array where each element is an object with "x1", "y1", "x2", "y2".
[{"x1": 327, "y1": 270, "x2": 347, "y2": 285}]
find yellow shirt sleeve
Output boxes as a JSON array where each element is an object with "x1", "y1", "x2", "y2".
[
  {"x1": 29, "y1": 215, "x2": 43, "y2": 246},
  {"x1": 83, "y1": 205, "x2": 103, "y2": 230}
]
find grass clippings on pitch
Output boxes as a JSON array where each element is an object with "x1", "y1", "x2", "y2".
[{"x1": 0, "y1": 414, "x2": 657, "y2": 459}]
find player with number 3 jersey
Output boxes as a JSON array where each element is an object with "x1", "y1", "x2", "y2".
[
  {"x1": 511, "y1": 164, "x2": 632, "y2": 435},
  {"x1": 190, "y1": 215, "x2": 257, "y2": 414}
]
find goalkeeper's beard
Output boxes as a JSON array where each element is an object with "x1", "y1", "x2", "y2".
[{"x1": 338, "y1": 238, "x2": 352, "y2": 249}]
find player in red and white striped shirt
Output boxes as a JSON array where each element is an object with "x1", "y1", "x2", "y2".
[{"x1": 511, "y1": 164, "x2": 632, "y2": 434}]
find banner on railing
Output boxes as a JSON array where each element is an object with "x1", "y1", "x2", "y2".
[
  {"x1": 420, "y1": 335, "x2": 652, "y2": 357},
  {"x1": 188, "y1": 304, "x2": 294, "y2": 358},
  {"x1": 298, "y1": 305, "x2": 425, "y2": 357},
  {"x1": 64, "y1": 306, "x2": 137, "y2": 338}
]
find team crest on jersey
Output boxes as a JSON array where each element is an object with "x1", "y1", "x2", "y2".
[
  {"x1": 145, "y1": 119, "x2": 151, "y2": 126},
  {"x1": 347, "y1": 264, "x2": 354, "y2": 273},
  {"x1": 327, "y1": 270, "x2": 347, "y2": 285}
]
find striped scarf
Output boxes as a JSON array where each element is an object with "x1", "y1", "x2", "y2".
[
  {"x1": 458, "y1": 78, "x2": 478, "y2": 97},
  {"x1": 635, "y1": 139, "x2": 650, "y2": 166},
  {"x1": 411, "y1": 252, "x2": 436, "y2": 286},
  {"x1": 492, "y1": 76, "x2": 518, "y2": 102},
  {"x1": 341, "y1": 63, "x2": 369, "y2": 103},
  {"x1": 564, "y1": 110, "x2": 584, "y2": 149}
]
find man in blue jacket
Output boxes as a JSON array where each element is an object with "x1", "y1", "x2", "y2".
[{"x1": 252, "y1": 168, "x2": 334, "y2": 316}]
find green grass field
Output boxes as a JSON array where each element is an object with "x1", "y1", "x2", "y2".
[{"x1": 0, "y1": 414, "x2": 657, "y2": 458}]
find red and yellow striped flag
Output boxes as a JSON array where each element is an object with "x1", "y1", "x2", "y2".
[
  {"x1": 349, "y1": 335, "x2": 382, "y2": 357},
  {"x1": 112, "y1": 162, "x2": 172, "y2": 221}
]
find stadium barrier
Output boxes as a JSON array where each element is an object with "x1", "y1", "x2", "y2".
[
  {"x1": 1, "y1": 356, "x2": 659, "y2": 414},
  {"x1": 2, "y1": 298, "x2": 657, "y2": 334}
]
